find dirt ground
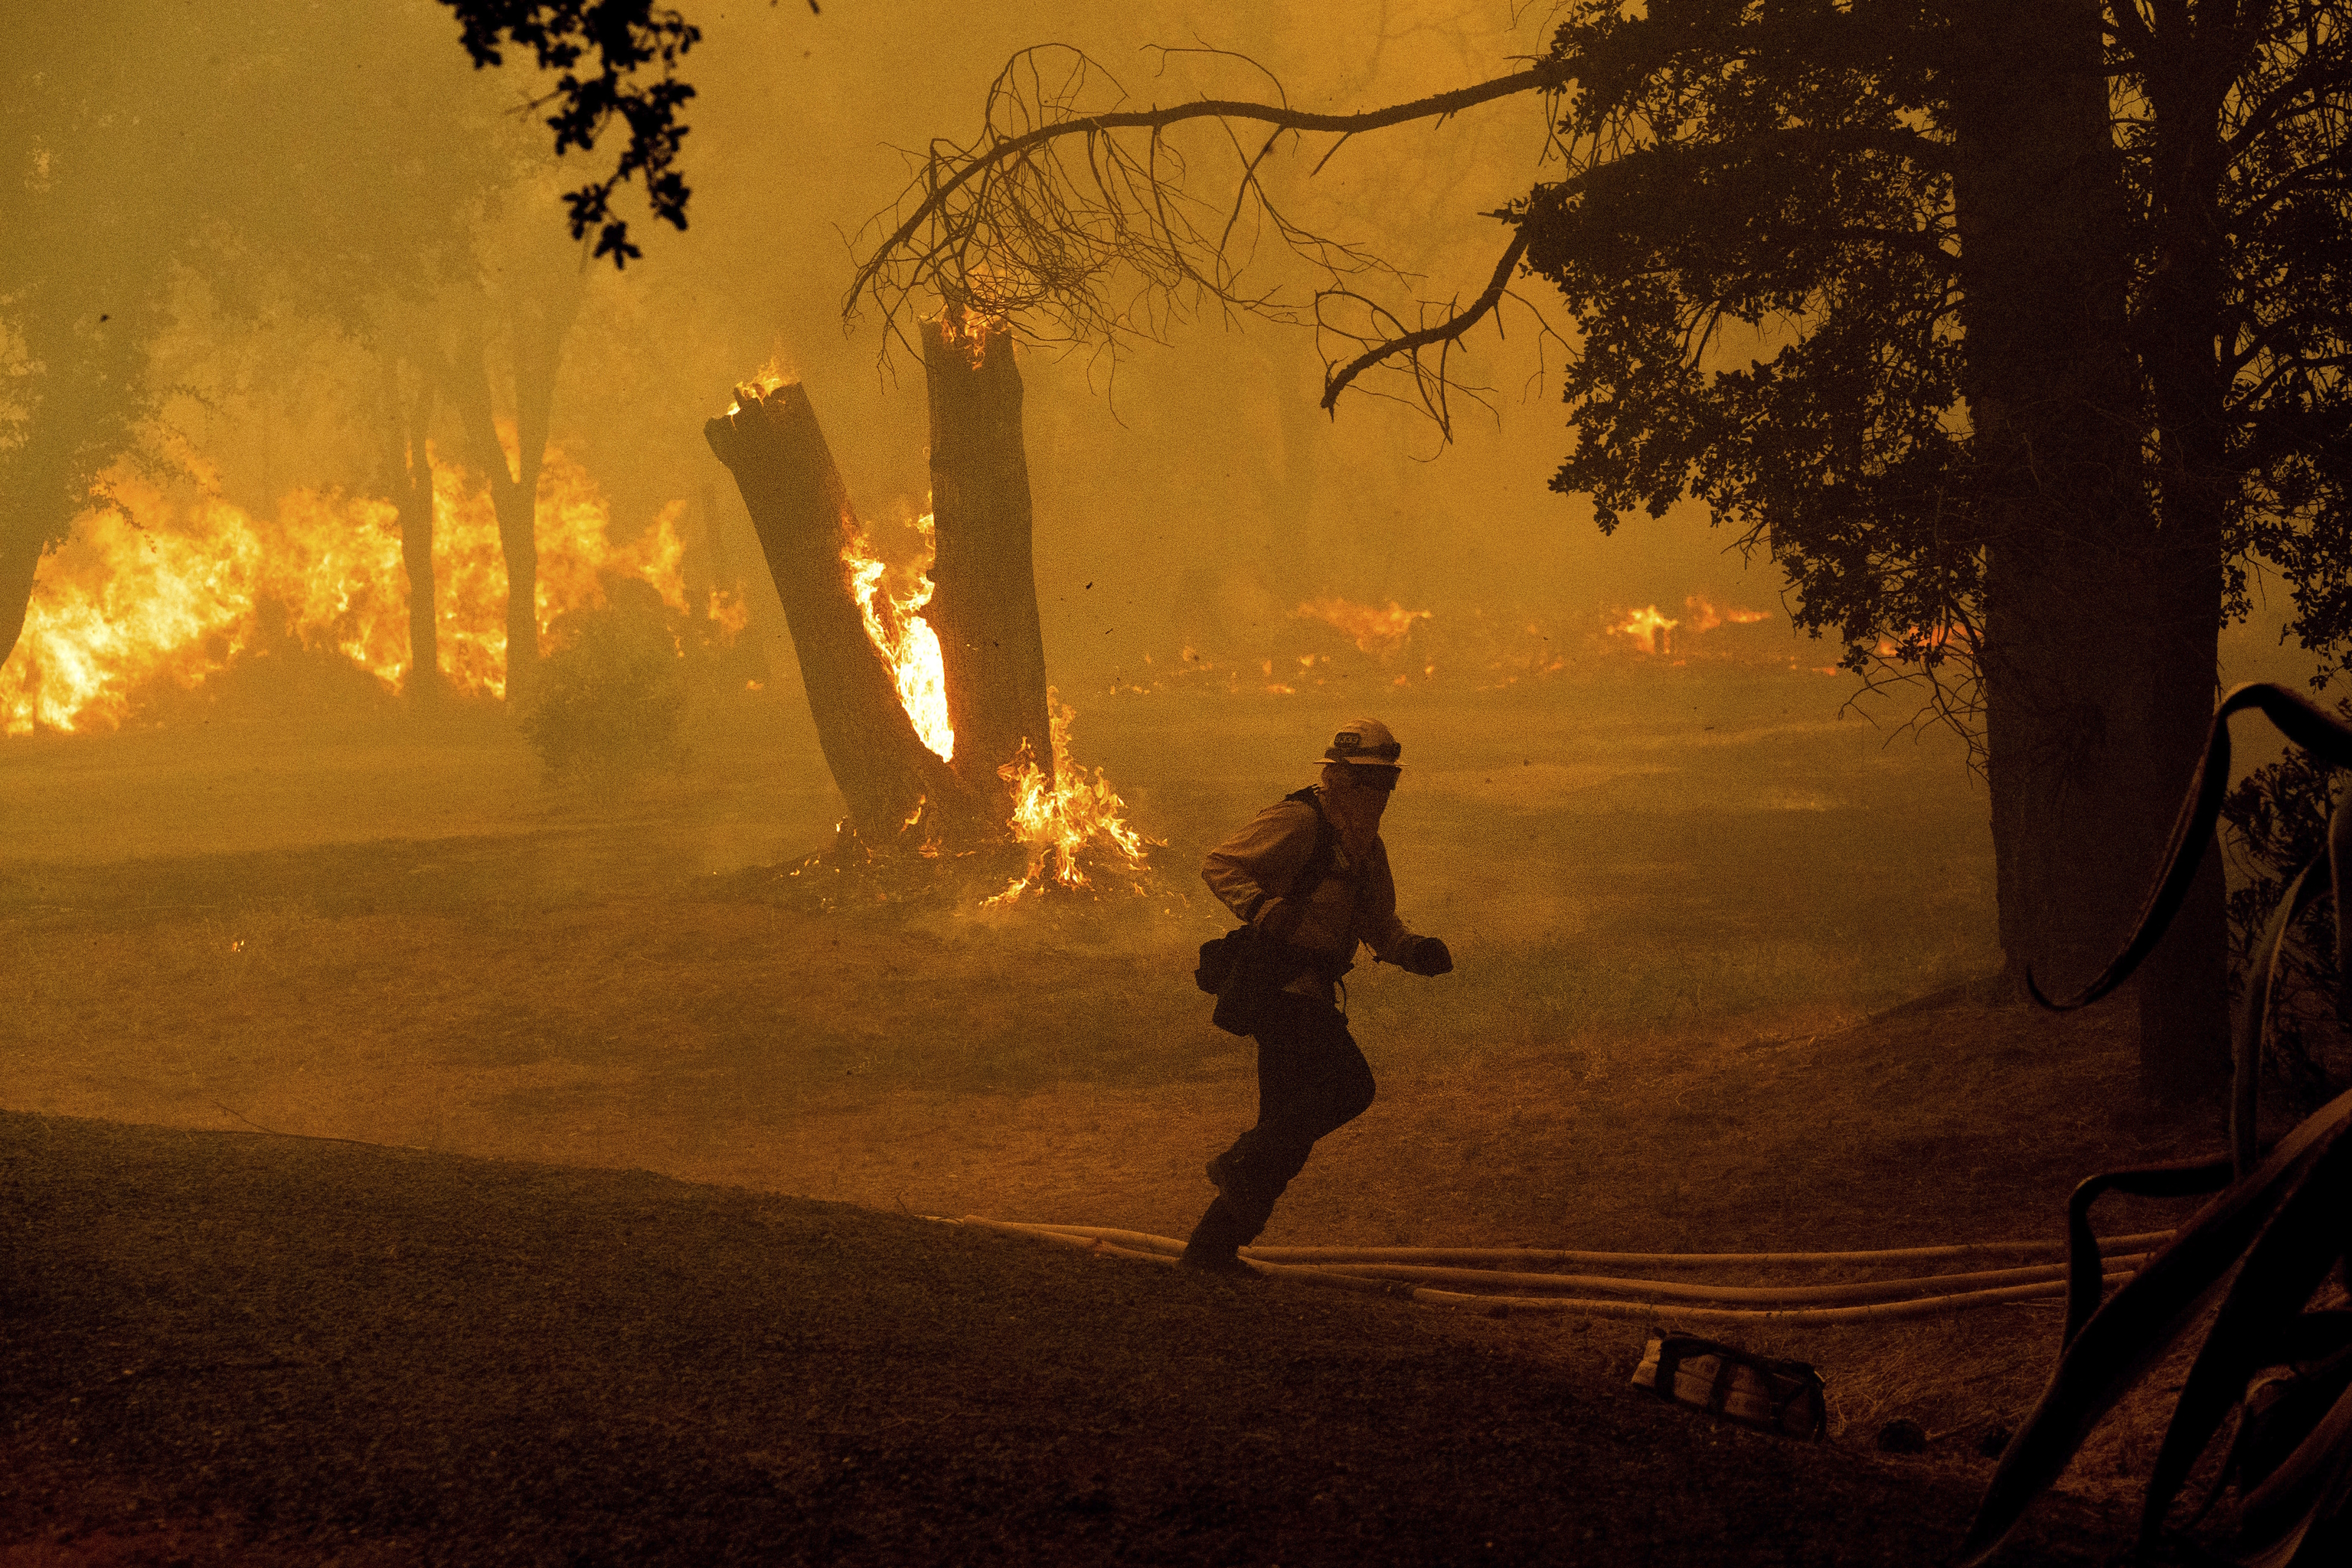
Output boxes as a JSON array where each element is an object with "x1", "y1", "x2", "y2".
[
  {"x1": 5, "y1": 1108, "x2": 2155, "y2": 1567},
  {"x1": 0, "y1": 681, "x2": 2285, "y2": 1561}
]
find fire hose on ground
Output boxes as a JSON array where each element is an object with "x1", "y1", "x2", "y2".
[{"x1": 938, "y1": 1217, "x2": 2174, "y2": 1325}]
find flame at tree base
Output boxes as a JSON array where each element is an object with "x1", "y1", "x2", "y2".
[
  {"x1": 984, "y1": 691, "x2": 1152, "y2": 905},
  {"x1": 755, "y1": 691, "x2": 1155, "y2": 916}
]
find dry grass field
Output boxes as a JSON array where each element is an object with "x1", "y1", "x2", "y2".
[{"x1": 0, "y1": 669, "x2": 2272, "y2": 1556}]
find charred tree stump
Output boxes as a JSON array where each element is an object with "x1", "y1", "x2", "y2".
[
  {"x1": 923, "y1": 313, "x2": 1054, "y2": 812},
  {"x1": 705, "y1": 381, "x2": 975, "y2": 844}
]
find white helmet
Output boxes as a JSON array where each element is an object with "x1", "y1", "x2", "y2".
[{"x1": 1317, "y1": 717, "x2": 1403, "y2": 769}]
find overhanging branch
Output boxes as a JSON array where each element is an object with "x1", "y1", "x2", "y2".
[
  {"x1": 1320, "y1": 227, "x2": 1532, "y2": 414},
  {"x1": 843, "y1": 51, "x2": 1572, "y2": 331}
]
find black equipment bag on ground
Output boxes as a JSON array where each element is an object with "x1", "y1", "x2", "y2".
[
  {"x1": 1195, "y1": 788, "x2": 1341, "y2": 1037},
  {"x1": 1632, "y1": 1331, "x2": 1828, "y2": 1440}
]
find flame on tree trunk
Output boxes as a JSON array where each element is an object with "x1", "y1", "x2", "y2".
[
  {"x1": 923, "y1": 310, "x2": 1054, "y2": 814},
  {"x1": 704, "y1": 381, "x2": 975, "y2": 845}
]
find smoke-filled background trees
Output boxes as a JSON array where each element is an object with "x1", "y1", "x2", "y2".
[{"x1": 1, "y1": 2, "x2": 1872, "y2": 733}]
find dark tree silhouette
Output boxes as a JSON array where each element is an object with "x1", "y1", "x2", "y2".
[
  {"x1": 442, "y1": 1, "x2": 702, "y2": 267},
  {"x1": 1529, "y1": 2, "x2": 2352, "y2": 1097},
  {"x1": 848, "y1": 2, "x2": 2352, "y2": 1100}
]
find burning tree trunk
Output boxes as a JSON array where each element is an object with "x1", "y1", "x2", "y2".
[
  {"x1": 704, "y1": 381, "x2": 973, "y2": 844},
  {"x1": 923, "y1": 311, "x2": 1054, "y2": 811}
]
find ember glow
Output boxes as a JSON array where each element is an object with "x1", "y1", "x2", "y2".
[
  {"x1": 0, "y1": 441, "x2": 714, "y2": 735},
  {"x1": 842, "y1": 514, "x2": 954, "y2": 762},
  {"x1": 988, "y1": 690, "x2": 1151, "y2": 902},
  {"x1": 1875, "y1": 622, "x2": 1962, "y2": 659},
  {"x1": 1293, "y1": 596, "x2": 1430, "y2": 655}
]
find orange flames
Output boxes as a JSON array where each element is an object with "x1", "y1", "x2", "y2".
[
  {"x1": 838, "y1": 508, "x2": 1148, "y2": 899},
  {"x1": 1611, "y1": 605, "x2": 1679, "y2": 656},
  {"x1": 1, "y1": 441, "x2": 724, "y2": 735},
  {"x1": 1609, "y1": 596, "x2": 1769, "y2": 658},
  {"x1": 842, "y1": 514, "x2": 953, "y2": 762},
  {"x1": 1293, "y1": 596, "x2": 1430, "y2": 655},
  {"x1": 988, "y1": 690, "x2": 1151, "y2": 903},
  {"x1": 1682, "y1": 595, "x2": 1770, "y2": 634},
  {"x1": 936, "y1": 302, "x2": 1001, "y2": 368},
  {"x1": 724, "y1": 354, "x2": 799, "y2": 416}
]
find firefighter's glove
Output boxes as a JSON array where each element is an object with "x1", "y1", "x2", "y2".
[{"x1": 1396, "y1": 936, "x2": 1453, "y2": 977}]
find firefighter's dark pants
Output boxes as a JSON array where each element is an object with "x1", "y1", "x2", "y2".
[{"x1": 1187, "y1": 989, "x2": 1376, "y2": 1256}]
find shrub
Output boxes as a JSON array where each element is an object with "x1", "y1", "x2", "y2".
[
  {"x1": 2220, "y1": 697, "x2": 2350, "y2": 1102},
  {"x1": 521, "y1": 580, "x2": 687, "y2": 780}
]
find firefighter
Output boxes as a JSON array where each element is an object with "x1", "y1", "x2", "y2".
[{"x1": 1182, "y1": 717, "x2": 1454, "y2": 1275}]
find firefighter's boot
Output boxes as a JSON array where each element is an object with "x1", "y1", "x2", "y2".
[{"x1": 1178, "y1": 1196, "x2": 1259, "y2": 1279}]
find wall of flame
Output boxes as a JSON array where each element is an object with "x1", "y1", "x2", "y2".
[{"x1": 0, "y1": 443, "x2": 706, "y2": 736}]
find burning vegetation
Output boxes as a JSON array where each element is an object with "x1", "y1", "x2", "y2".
[
  {"x1": 706, "y1": 312, "x2": 1152, "y2": 909},
  {"x1": 844, "y1": 516, "x2": 954, "y2": 763},
  {"x1": 0, "y1": 437, "x2": 736, "y2": 737},
  {"x1": 1608, "y1": 596, "x2": 1772, "y2": 660}
]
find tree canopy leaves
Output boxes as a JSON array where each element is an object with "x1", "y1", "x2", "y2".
[{"x1": 443, "y1": 0, "x2": 701, "y2": 267}]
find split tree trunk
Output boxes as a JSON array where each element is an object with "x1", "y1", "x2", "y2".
[
  {"x1": 923, "y1": 313, "x2": 1054, "y2": 812},
  {"x1": 452, "y1": 332, "x2": 547, "y2": 714},
  {"x1": 446, "y1": 283, "x2": 579, "y2": 716},
  {"x1": 1953, "y1": 0, "x2": 2227, "y2": 1100},
  {"x1": 382, "y1": 358, "x2": 440, "y2": 702},
  {"x1": 704, "y1": 381, "x2": 975, "y2": 844}
]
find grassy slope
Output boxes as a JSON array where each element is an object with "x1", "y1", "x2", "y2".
[{"x1": 1, "y1": 1112, "x2": 2118, "y2": 1567}]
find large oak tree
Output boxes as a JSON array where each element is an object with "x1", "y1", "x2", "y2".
[{"x1": 846, "y1": 0, "x2": 2352, "y2": 1099}]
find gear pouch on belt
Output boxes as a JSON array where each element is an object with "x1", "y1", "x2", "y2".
[
  {"x1": 1196, "y1": 929, "x2": 1246, "y2": 995},
  {"x1": 1197, "y1": 927, "x2": 1262, "y2": 1036}
]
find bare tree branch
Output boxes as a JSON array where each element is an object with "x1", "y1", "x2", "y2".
[
  {"x1": 845, "y1": 55, "x2": 1567, "y2": 322},
  {"x1": 841, "y1": 44, "x2": 1573, "y2": 425},
  {"x1": 1319, "y1": 227, "x2": 1530, "y2": 416}
]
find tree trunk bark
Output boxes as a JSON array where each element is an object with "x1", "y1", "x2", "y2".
[
  {"x1": 448, "y1": 292, "x2": 575, "y2": 714},
  {"x1": 2125, "y1": 14, "x2": 2240, "y2": 1102},
  {"x1": 450, "y1": 345, "x2": 535, "y2": 711},
  {"x1": 923, "y1": 312, "x2": 1054, "y2": 812},
  {"x1": 705, "y1": 381, "x2": 976, "y2": 844},
  {"x1": 1952, "y1": 2, "x2": 2223, "y2": 1094},
  {"x1": 384, "y1": 358, "x2": 441, "y2": 703},
  {"x1": 0, "y1": 514, "x2": 40, "y2": 678}
]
